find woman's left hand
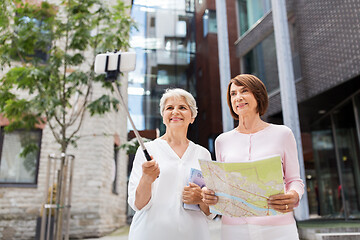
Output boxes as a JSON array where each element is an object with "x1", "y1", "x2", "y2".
[
  {"x1": 182, "y1": 182, "x2": 203, "y2": 205},
  {"x1": 268, "y1": 190, "x2": 299, "y2": 213}
]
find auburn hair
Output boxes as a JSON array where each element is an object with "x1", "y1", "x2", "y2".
[{"x1": 226, "y1": 74, "x2": 269, "y2": 119}]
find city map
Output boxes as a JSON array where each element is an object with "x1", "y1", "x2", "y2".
[{"x1": 199, "y1": 155, "x2": 285, "y2": 217}]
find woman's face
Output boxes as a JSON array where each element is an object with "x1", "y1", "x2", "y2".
[
  {"x1": 230, "y1": 84, "x2": 258, "y2": 117},
  {"x1": 162, "y1": 96, "x2": 194, "y2": 129}
]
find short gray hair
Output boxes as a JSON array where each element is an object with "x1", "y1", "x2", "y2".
[{"x1": 159, "y1": 88, "x2": 198, "y2": 118}]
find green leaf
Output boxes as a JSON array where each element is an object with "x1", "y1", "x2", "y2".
[
  {"x1": 87, "y1": 95, "x2": 119, "y2": 116},
  {"x1": 120, "y1": 137, "x2": 151, "y2": 155},
  {"x1": 67, "y1": 70, "x2": 88, "y2": 84}
]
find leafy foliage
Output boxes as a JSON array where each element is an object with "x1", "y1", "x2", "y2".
[
  {"x1": 120, "y1": 138, "x2": 151, "y2": 155},
  {"x1": 0, "y1": 0, "x2": 136, "y2": 154}
]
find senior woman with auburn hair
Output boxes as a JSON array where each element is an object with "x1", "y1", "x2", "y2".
[
  {"x1": 202, "y1": 74, "x2": 304, "y2": 240},
  {"x1": 128, "y1": 88, "x2": 213, "y2": 240}
]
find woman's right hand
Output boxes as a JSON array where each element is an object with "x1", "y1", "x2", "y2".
[
  {"x1": 201, "y1": 187, "x2": 218, "y2": 206},
  {"x1": 141, "y1": 159, "x2": 160, "y2": 183},
  {"x1": 135, "y1": 159, "x2": 160, "y2": 210}
]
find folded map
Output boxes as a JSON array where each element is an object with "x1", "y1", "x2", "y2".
[{"x1": 199, "y1": 155, "x2": 285, "y2": 217}]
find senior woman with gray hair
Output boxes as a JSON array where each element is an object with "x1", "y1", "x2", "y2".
[{"x1": 128, "y1": 88, "x2": 213, "y2": 240}]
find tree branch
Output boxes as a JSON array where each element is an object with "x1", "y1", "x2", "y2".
[{"x1": 67, "y1": 79, "x2": 92, "y2": 141}]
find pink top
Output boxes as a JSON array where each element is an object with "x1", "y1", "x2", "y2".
[{"x1": 215, "y1": 124, "x2": 304, "y2": 226}]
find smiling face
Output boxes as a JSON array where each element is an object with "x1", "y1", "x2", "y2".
[
  {"x1": 162, "y1": 96, "x2": 194, "y2": 129},
  {"x1": 230, "y1": 84, "x2": 259, "y2": 117},
  {"x1": 226, "y1": 75, "x2": 269, "y2": 120}
]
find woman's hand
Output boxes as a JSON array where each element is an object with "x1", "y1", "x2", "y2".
[
  {"x1": 135, "y1": 159, "x2": 160, "y2": 210},
  {"x1": 183, "y1": 183, "x2": 214, "y2": 216},
  {"x1": 268, "y1": 190, "x2": 299, "y2": 213},
  {"x1": 182, "y1": 182, "x2": 203, "y2": 205},
  {"x1": 201, "y1": 187, "x2": 219, "y2": 206},
  {"x1": 141, "y1": 159, "x2": 160, "y2": 183}
]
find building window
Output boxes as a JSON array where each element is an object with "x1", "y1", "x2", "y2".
[
  {"x1": 203, "y1": 9, "x2": 217, "y2": 37},
  {"x1": 185, "y1": 0, "x2": 195, "y2": 13},
  {"x1": 242, "y1": 28, "x2": 301, "y2": 94},
  {"x1": 308, "y1": 92, "x2": 360, "y2": 219},
  {"x1": 176, "y1": 20, "x2": 187, "y2": 37},
  {"x1": 150, "y1": 17, "x2": 155, "y2": 27},
  {"x1": 243, "y1": 32, "x2": 279, "y2": 94},
  {"x1": 237, "y1": 0, "x2": 271, "y2": 36},
  {"x1": 11, "y1": 5, "x2": 53, "y2": 62},
  {"x1": 112, "y1": 145, "x2": 119, "y2": 194},
  {"x1": 0, "y1": 128, "x2": 42, "y2": 186}
]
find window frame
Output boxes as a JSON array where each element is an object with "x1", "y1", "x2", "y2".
[{"x1": 0, "y1": 127, "x2": 42, "y2": 188}]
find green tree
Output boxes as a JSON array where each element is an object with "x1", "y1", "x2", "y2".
[
  {"x1": 0, "y1": 0, "x2": 136, "y2": 155},
  {"x1": 0, "y1": 1, "x2": 136, "y2": 238}
]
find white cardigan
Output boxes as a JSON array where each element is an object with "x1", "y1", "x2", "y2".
[{"x1": 128, "y1": 138, "x2": 212, "y2": 240}]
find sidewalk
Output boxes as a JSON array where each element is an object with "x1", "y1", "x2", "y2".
[
  {"x1": 297, "y1": 219, "x2": 360, "y2": 240},
  {"x1": 82, "y1": 218, "x2": 360, "y2": 240},
  {"x1": 84, "y1": 219, "x2": 222, "y2": 240}
]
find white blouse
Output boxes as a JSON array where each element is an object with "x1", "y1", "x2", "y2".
[{"x1": 128, "y1": 138, "x2": 212, "y2": 240}]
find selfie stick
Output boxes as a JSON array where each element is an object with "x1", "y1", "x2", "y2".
[
  {"x1": 112, "y1": 82, "x2": 152, "y2": 161},
  {"x1": 94, "y1": 51, "x2": 152, "y2": 161}
]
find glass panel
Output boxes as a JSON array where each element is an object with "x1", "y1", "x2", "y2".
[
  {"x1": 243, "y1": 32, "x2": 279, "y2": 94},
  {"x1": 238, "y1": 0, "x2": 249, "y2": 36},
  {"x1": 208, "y1": 10, "x2": 217, "y2": 34},
  {"x1": 203, "y1": 10, "x2": 217, "y2": 37},
  {"x1": 302, "y1": 132, "x2": 318, "y2": 217},
  {"x1": 129, "y1": 3, "x2": 196, "y2": 134},
  {"x1": 0, "y1": 130, "x2": 41, "y2": 184},
  {"x1": 332, "y1": 100, "x2": 360, "y2": 219},
  {"x1": 289, "y1": 22, "x2": 302, "y2": 81},
  {"x1": 311, "y1": 116, "x2": 342, "y2": 217},
  {"x1": 238, "y1": 0, "x2": 271, "y2": 35}
]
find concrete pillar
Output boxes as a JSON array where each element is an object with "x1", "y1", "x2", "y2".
[
  {"x1": 271, "y1": 0, "x2": 309, "y2": 220},
  {"x1": 215, "y1": 0, "x2": 234, "y2": 132}
]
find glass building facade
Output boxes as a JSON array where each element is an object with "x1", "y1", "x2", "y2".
[
  {"x1": 308, "y1": 91, "x2": 360, "y2": 219},
  {"x1": 128, "y1": 0, "x2": 196, "y2": 136},
  {"x1": 126, "y1": 0, "x2": 197, "y2": 220}
]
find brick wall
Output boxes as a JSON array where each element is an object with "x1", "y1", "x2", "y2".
[
  {"x1": 235, "y1": 0, "x2": 360, "y2": 117},
  {"x1": 269, "y1": 0, "x2": 360, "y2": 116}
]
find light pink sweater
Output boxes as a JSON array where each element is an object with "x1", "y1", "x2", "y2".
[{"x1": 215, "y1": 124, "x2": 304, "y2": 225}]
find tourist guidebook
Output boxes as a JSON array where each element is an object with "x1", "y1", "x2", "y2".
[
  {"x1": 198, "y1": 155, "x2": 285, "y2": 217},
  {"x1": 184, "y1": 168, "x2": 206, "y2": 211}
]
